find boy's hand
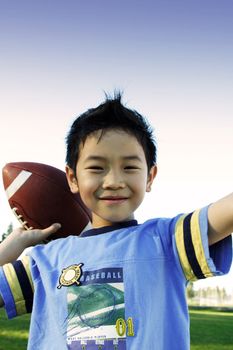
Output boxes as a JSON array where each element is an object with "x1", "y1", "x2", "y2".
[{"x1": 0, "y1": 223, "x2": 61, "y2": 265}]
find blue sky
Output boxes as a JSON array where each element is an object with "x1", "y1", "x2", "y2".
[{"x1": 0, "y1": 0, "x2": 233, "y2": 290}]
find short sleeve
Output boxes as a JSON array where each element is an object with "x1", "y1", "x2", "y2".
[
  {"x1": 175, "y1": 206, "x2": 232, "y2": 282},
  {"x1": 0, "y1": 255, "x2": 34, "y2": 319}
]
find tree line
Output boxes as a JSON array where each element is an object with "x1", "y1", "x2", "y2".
[
  {"x1": 0, "y1": 223, "x2": 13, "y2": 243},
  {"x1": 187, "y1": 281, "x2": 232, "y2": 307}
]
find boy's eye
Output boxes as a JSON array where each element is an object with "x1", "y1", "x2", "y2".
[
  {"x1": 124, "y1": 166, "x2": 140, "y2": 170},
  {"x1": 86, "y1": 166, "x2": 104, "y2": 172}
]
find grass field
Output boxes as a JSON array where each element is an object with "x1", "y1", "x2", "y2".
[
  {"x1": 0, "y1": 310, "x2": 30, "y2": 350},
  {"x1": 190, "y1": 308, "x2": 233, "y2": 350},
  {"x1": 0, "y1": 307, "x2": 233, "y2": 349}
]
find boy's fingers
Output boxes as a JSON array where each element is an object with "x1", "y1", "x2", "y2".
[
  {"x1": 27, "y1": 223, "x2": 62, "y2": 245},
  {"x1": 41, "y1": 223, "x2": 61, "y2": 236}
]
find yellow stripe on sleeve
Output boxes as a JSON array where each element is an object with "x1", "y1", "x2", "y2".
[
  {"x1": 2, "y1": 263, "x2": 27, "y2": 315},
  {"x1": 175, "y1": 214, "x2": 197, "y2": 281},
  {"x1": 21, "y1": 256, "x2": 34, "y2": 292},
  {"x1": 190, "y1": 210, "x2": 214, "y2": 278}
]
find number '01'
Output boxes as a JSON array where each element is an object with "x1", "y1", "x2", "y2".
[{"x1": 115, "y1": 317, "x2": 134, "y2": 337}]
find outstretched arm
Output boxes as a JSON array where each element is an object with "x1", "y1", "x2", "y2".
[
  {"x1": 208, "y1": 192, "x2": 233, "y2": 245},
  {"x1": 0, "y1": 223, "x2": 61, "y2": 308},
  {"x1": 0, "y1": 223, "x2": 61, "y2": 266}
]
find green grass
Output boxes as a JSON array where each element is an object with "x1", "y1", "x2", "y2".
[
  {"x1": 0, "y1": 307, "x2": 233, "y2": 349},
  {"x1": 0, "y1": 309, "x2": 30, "y2": 350},
  {"x1": 190, "y1": 307, "x2": 233, "y2": 350}
]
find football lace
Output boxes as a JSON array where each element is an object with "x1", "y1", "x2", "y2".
[{"x1": 12, "y1": 207, "x2": 34, "y2": 230}]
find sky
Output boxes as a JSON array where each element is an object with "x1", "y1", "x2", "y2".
[{"x1": 0, "y1": 0, "x2": 233, "y2": 291}]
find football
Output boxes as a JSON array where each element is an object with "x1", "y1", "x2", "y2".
[{"x1": 2, "y1": 162, "x2": 91, "y2": 240}]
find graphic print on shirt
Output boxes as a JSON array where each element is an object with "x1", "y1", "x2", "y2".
[
  {"x1": 57, "y1": 264, "x2": 83, "y2": 289},
  {"x1": 61, "y1": 266, "x2": 131, "y2": 349}
]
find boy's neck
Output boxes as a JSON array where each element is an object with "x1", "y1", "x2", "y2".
[{"x1": 80, "y1": 220, "x2": 138, "y2": 237}]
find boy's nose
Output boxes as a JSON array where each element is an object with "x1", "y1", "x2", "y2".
[{"x1": 102, "y1": 170, "x2": 126, "y2": 189}]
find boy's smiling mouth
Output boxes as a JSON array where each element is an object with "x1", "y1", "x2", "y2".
[{"x1": 99, "y1": 196, "x2": 128, "y2": 204}]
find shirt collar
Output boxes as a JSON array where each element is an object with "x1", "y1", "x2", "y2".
[{"x1": 80, "y1": 220, "x2": 138, "y2": 237}]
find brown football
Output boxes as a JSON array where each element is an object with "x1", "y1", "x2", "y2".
[{"x1": 2, "y1": 162, "x2": 91, "y2": 240}]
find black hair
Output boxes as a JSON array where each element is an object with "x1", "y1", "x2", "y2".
[{"x1": 66, "y1": 92, "x2": 157, "y2": 175}]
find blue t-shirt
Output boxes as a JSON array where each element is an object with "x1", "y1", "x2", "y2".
[{"x1": 0, "y1": 207, "x2": 232, "y2": 350}]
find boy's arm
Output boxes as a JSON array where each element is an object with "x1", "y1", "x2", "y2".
[
  {"x1": 0, "y1": 223, "x2": 61, "y2": 266},
  {"x1": 0, "y1": 223, "x2": 61, "y2": 308},
  {"x1": 208, "y1": 192, "x2": 233, "y2": 245}
]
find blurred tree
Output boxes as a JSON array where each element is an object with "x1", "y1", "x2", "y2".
[
  {"x1": 1, "y1": 223, "x2": 13, "y2": 242},
  {"x1": 187, "y1": 282, "x2": 195, "y2": 299}
]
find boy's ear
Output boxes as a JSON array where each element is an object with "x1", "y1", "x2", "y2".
[
  {"x1": 146, "y1": 165, "x2": 157, "y2": 192},
  {"x1": 65, "y1": 166, "x2": 79, "y2": 193}
]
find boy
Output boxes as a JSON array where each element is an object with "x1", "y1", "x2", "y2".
[{"x1": 0, "y1": 93, "x2": 232, "y2": 349}]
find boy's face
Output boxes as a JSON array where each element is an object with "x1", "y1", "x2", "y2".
[{"x1": 66, "y1": 129, "x2": 157, "y2": 228}]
